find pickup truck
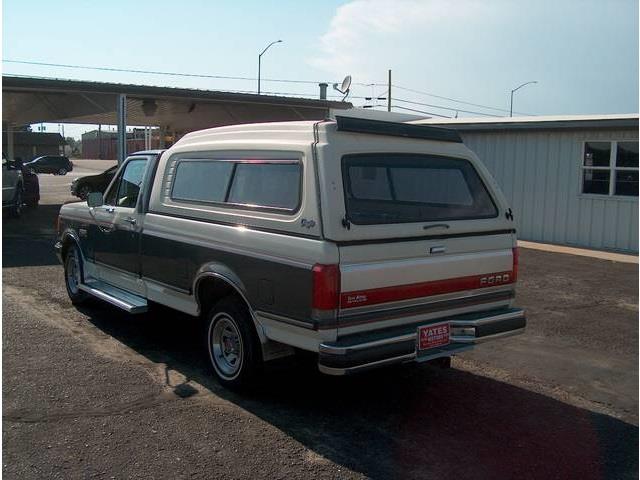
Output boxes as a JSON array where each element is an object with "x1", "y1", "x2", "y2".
[
  {"x1": 2, "y1": 154, "x2": 24, "y2": 218},
  {"x1": 55, "y1": 117, "x2": 525, "y2": 389}
]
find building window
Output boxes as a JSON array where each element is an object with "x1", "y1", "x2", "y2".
[{"x1": 582, "y1": 141, "x2": 638, "y2": 197}]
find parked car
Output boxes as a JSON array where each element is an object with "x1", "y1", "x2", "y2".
[
  {"x1": 55, "y1": 117, "x2": 525, "y2": 389},
  {"x1": 24, "y1": 155, "x2": 73, "y2": 175},
  {"x1": 2, "y1": 154, "x2": 23, "y2": 217},
  {"x1": 70, "y1": 165, "x2": 118, "y2": 200},
  {"x1": 20, "y1": 162, "x2": 40, "y2": 208}
]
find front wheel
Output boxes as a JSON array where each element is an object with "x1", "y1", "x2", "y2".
[
  {"x1": 57, "y1": 168, "x2": 67, "y2": 175},
  {"x1": 205, "y1": 297, "x2": 263, "y2": 389},
  {"x1": 64, "y1": 244, "x2": 88, "y2": 305}
]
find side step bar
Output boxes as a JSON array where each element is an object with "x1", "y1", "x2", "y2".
[{"x1": 79, "y1": 280, "x2": 148, "y2": 314}]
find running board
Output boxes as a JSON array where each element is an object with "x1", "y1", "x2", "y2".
[{"x1": 79, "y1": 280, "x2": 148, "y2": 314}]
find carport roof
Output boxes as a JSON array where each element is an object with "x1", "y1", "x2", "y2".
[{"x1": 2, "y1": 75, "x2": 352, "y2": 130}]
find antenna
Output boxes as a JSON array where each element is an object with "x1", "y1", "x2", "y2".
[{"x1": 332, "y1": 75, "x2": 352, "y2": 101}]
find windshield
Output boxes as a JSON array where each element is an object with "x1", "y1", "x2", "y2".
[{"x1": 342, "y1": 153, "x2": 498, "y2": 225}]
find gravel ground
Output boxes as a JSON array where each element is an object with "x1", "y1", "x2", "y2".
[{"x1": 2, "y1": 162, "x2": 638, "y2": 479}]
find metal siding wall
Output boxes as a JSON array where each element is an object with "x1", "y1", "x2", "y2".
[{"x1": 462, "y1": 128, "x2": 638, "y2": 253}]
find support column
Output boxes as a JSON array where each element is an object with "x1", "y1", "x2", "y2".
[
  {"x1": 116, "y1": 94, "x2": 127, "y2": 164},
  {"x1": 6, "y1": 123, "x2": 14, "y2": 160},
  {"x1": 158, "y1": 125, "x2": 166, "y2": 149}
]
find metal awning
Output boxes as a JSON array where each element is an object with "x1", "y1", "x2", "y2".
[{"x1": 2, "y1": 75, "x2": 351, "y2": 129}]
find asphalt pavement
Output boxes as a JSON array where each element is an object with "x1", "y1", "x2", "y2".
[{"x1": 2, "y1": 160, "x2": 638, "y2": 479}]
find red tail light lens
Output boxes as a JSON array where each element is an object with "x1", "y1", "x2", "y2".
[
  {"x1": 312, "y1": 264, "x2": 340, "y2": 310},
  {"x1": 512, "y1": 247, "x2": 519, "y2": 282}
]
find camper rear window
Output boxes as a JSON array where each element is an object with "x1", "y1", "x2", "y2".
[{"x1": 342, "y1": 154, "x2": 498, "y2": 225}]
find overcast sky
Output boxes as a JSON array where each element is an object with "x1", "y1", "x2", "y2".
[{"x1": 2, "y1": 0, "x2": 638, "y2": 138}]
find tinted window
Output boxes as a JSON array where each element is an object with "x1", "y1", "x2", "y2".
[
  {"x1": 171, "y1": 161, "x2": 234, "y2": 203},
  {"x1": 582, "y1": 169, "x2": 610, "y2": 195},
  {"x1": 227, "y1": 163, "x2": 301, "y2": 210},
  {"x1": 617, "y1": 142, "x2": 639, "y2": 168},
  {"x1": 343, "y1": 154, "x2": 497, "y2": 225},
  {"x1": 584, "y1": 142, "x2": 611, "y2": 167},
  {"x1": 615, "y1": 170, "x2": 639, "y2": 196}
]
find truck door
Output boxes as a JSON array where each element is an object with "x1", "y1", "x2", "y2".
[{"x1": 92, "y1": 157, "x2": 149, "y2": 278}]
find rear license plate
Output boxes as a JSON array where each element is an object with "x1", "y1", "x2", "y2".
[{"x1": 418, "y1": 322, "x2": 450, "y2": 350}]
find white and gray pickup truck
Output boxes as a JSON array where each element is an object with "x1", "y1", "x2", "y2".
[{"x1": 55, "y1": 115, "x2": 525, "y2": 389}]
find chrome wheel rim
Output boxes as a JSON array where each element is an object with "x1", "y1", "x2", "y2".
[
  {"x1": 58, "y1": 168, "x2": 66, "y2": 175},
  {"x1": 209, "y1": 314, "x2": 243, "y2": 379},
  {"x1": 65, "y1": 249, "x2": 81, "y2": 295}
]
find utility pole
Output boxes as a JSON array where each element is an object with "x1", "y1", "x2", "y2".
[{"x1": 387, "y1": 69, "x2": 392, "y2": 112}]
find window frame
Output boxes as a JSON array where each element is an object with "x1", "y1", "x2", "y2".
[
  {"x1": 581, "y1": 140, "x2": 639, "y2": 199},
  {"x1": 103, "y1": 157, "x2": 150, "y2": 210},
  {"x1": 341, "y1": 152, "x2": 499, "y2": 226},
  {"x1": 169, "y1": 157, "x2": 303, "y2": 215}
]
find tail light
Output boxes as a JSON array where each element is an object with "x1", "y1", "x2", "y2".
[
  {"x1": 312, "y1": 264, "x2": 340, "y2": 310},
  {"x1": 512, "y1": 247, "x2": 519, "y2": 282}
]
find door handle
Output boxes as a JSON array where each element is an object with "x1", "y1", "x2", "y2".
[
  {"x1": 124, "y1": 216, "x2": 137, "y2": 225},
  {"x1": 104, "y1": 206, "x2": 115, "y2": 213}
]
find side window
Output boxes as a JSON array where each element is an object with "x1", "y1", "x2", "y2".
[
  {"x1": 227, "y1": 163, "x2": 300, "y2": 210},
  {"x1": 171, "y1": 161, "x2": 234, "y2": 203},
  {"x1": 104, "y1": 159, "x2": 148, "y2": 208},
  {"x1": 170, "y1": 159, "x2": 301, "y2": 212}
]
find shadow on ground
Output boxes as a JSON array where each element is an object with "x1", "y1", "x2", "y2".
[
  {"x1": 2, "y1": 204, "x2": 62, "y2": 268},
  {"x1": 77, "y1": 302, "x2": 638, "y2": 480}
]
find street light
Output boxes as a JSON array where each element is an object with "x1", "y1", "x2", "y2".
[
  {"x1": 258, "y1": 40, "x2": 282, "y2": 95},
  {"x1": 510, "y1": 81, "x2": 537, "y2": 117}
]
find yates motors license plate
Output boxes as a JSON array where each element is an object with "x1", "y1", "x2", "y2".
[{"x1": 418, "y1": 322, "x2": 450, "y2": 350}]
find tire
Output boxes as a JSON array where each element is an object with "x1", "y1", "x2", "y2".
[
  {"x1": 64, "y1": 244, "x2": 89, "y2": 305},
  {"x1": 205, "y1": 297, "x2": 263, "y2": 389},
  {"x1": 57, "y1": 168, "x2": 67, "y2": 176},
  {"x1": 8, "y1": 187, "x2": 22, "y2": 218}
]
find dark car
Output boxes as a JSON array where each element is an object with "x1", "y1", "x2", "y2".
[
  {"x1": 14, "y1": 157, "x2": 40, "y2": 207},
  {"x1": 24, "y1": 155, "x2": 73, "y2": 175},
  {"x1": 70, "y1": 150, "x2": 164, "y2": 200},
  {"x1": 70, "y1": 165, "x2": 117, "y2": 200}
]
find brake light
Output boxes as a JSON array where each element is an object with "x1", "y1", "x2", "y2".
[
  {"x1": 512, "y1": 247, "x2": 519, "y2": 282},
  {"x1": 312, "y1": 264, "x2": 340, "y2": 310}
]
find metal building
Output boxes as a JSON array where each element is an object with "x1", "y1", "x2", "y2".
[{"x1": 421, "y1": 115, "x2": 639, "y2": 253}]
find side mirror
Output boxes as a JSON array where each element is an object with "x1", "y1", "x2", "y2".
[{"x1": 87, "y1": 192, "x2": 104, "y2": 207}]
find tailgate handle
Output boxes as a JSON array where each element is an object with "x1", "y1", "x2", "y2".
[
  {"x1": 430, "y1": 245, "x2": 446, "y2": 254},
  {"x1": 423, "y1": 223, "x2": 450, "y2": 231}
]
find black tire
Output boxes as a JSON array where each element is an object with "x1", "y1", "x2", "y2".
[
  {"x1": 57, "y1": 168, "x2": 67, "y2": 176},
  {"x1": 8, "y1": 187, "x2": 22, "y2": 218},
  {"x1": 64, "y1": 244, "x2": 89, "y2": 305},
  {"x1": 205, "y1": 297, "x2": 263, "y2": 389}
]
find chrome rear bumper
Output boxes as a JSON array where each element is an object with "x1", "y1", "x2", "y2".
[{"x1": 318, "y1": 307, "x2": 525, "y2": 375}]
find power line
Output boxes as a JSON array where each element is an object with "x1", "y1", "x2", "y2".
[
  {"x1": 392, "y1": 83, "x2": 530, "y2": 116},
  {"x1": 394, "y1": 97, "x2": 496, "y2": 117},
  {"x1": 391, "y1": 105, "x2": 451, "y2": 118}
]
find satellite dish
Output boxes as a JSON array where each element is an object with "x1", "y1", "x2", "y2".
[{"x1": 332, "y1": 75, "x2": 352, "y2": 101}]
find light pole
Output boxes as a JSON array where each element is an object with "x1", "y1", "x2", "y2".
[
  {"x1": 258, "y1": 40, "x2": 282, "y2": 95},
  {"x1": 510, "y1": 81, "x2": 537, "y2": 117}
]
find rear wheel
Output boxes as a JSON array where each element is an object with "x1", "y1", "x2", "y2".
[
  {"x1": 64, "y1": 244, "x2": 88, "y2": 305},
  {"x1": 205, "y1": 297, "x2": 262, "y2": 389},
  {"x1": 57, "y1": 168, "x2": 67, "y2": 176},
  {"x1": 8, "y1": 188, "x2": 22, "y2": 218}
]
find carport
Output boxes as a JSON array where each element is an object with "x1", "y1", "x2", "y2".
[{"x1": 2, "y1": 75, "x2": 351, "y2": 162}]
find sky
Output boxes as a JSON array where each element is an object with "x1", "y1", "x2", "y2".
[{"x1": 2, "y1": 0, "x2": 639, "y2": 139}]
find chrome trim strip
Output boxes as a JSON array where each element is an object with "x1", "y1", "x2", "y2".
[
  {"x1": 256, "y1": 310, "x2": 315, "y2": 330},
  {"x1": 451, "y1": 327, "x2": 525, "y2": 344},
  {"x1": 142, "y1": 276, "x2": 190, "y2": 295}
]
